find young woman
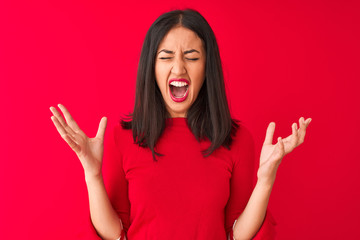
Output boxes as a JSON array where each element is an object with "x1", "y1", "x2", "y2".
[{"x1": 50, "y1": 9, "x2": 311, "y2": 240}]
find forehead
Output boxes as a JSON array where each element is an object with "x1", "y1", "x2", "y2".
[{"x1": 158, "y1": 26, "x2": 203, "y2": 51}]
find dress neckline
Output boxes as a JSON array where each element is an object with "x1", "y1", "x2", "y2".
[{"x1": 165, "y1": 117, "x2": 188, "y2": 127}]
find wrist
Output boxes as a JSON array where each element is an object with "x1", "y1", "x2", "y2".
[
  {"x1": 256, "y1": 177, "x2": 275, "y2": 191},
  {"x1": 257, "y1": 163, "x2": 279, "y2": 188},
  {"x1": 85, "y1": 172, "x2": 103, "y2": 184}
]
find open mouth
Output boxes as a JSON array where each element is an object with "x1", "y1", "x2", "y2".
[{"x1": 169, "y1": 79, "x2": 189, "y2": 102}]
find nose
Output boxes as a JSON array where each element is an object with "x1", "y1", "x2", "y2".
[{"x1": 171, "y1": 57, "x2": 187, "y2": 76}]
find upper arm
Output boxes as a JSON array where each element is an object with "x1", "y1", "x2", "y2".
[
  {"x1": 102, "y1": 122, "x2": 131, "y2": 235},
  {"x1": 225, "y1": 124, "x2": 276, "y2": 239},
  {"x1": 225, "y1": 124, "x2": 256, "y2": 235}
]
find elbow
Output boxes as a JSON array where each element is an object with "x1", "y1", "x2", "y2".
[
  {"x1": 96, "y1": 226, "x2": 123, "y2": 240},
  {"x1": 233, "y1": 234, "x2": 253, "y2": 240},
  {"x1": 232, "y1": 228, "x2": 255, "y2": 240}
]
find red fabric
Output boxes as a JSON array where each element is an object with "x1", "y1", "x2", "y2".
[{"x1": 101, "y1": 118, "x2": 276, "y2": 240}]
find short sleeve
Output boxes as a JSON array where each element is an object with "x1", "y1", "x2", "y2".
[
  {"x1": 225, "y1": 124, "x2": 277, "y2": 239},
  {"x1": 102, "y1": 121, "x2": 131, "y2": 238}
]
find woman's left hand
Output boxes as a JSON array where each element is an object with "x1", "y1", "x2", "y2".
[{"x1": 257, "y1": 117, "x2": 312, "y2": 186}]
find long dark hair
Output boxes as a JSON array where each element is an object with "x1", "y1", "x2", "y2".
[{"x1": 121, "y1": 9, "x2": 240, "y2": 161}]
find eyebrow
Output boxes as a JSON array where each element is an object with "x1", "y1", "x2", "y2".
[{"x1": 158, "y1": 49, "x2": 200, "y2": 54}]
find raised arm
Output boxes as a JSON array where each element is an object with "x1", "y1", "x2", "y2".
[
  {"x1": 50, "y1": 104, "x2": 123, "y2": 240},
  {"x1": 233, "y1": 117, "x2": 312, "y2": 240}
]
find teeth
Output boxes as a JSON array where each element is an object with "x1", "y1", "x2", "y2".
[{"x1": 170, "y1": 81, "x2": 188, "y2": 87}]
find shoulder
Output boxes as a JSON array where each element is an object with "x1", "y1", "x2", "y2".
[
  {"x1": 229, "y1": 120, "x2": 256, "y2": 167},
  {"x1": 106, "y1": 119, "x2": 133, "y2": 152},
  {"x1": 231, "y1": 120, "x2": 255, "y2": 150}
]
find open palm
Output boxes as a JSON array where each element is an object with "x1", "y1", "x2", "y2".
[
  {"x1": 257, "y1": 117, "x2": 312, "y2": 185},
  {"x1": 50, "y1": 104, "x2": 107, "y2": 180}
]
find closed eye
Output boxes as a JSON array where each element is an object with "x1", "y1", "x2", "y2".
[{"x1": 158, "y1": 57, "x2": 200, "y2": 61}]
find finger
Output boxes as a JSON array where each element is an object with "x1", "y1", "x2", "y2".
[
  {"x1": 63, "y1": 132, "x2": 81, "y2": 154},
  {"x1": 275, "y1": 137, "x2": 285, "y2": 159},
  {"x1": 95, "y1": 117, "x2": 107, "y2": 140},
  {"x1": 50, "y1": 106, "x2": 69, "y2": 128},
  {"x1": 50, "y1": 106, "x2": 77, "y2": 137},
  {"x1": 51, "y1": 115, "x2": 77, "y2": 143},
  {"x1": 57, "y1": 104, "x2": 82, "y2": 133},
  {"x1": 278, "y1": 137, "x2": 285, "y2": 153},
  {"x1": 263, "y1": 122, "x2": 275, "y2": 145},
  {"x1": 305, "y1": 118, "x2": 312, "y2": 125},
  {"x1": 291, "y1": 122, "x2": 299, "y2": 148},
  {"x1": 297, "y1": 117, "x2": 311, "y2": 144}
]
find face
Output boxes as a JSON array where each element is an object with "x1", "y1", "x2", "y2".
[{"x1": 155, "y1": 26, "x2": 206, "y2": 118}]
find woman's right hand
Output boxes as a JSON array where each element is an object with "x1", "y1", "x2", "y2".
[{"x1": 50, "y1": 104, "x2": 107, "y2": 181}]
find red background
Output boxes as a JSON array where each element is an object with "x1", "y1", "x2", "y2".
[{"x1": 1, "y1": 0, "x2": 359, "y2": 239}]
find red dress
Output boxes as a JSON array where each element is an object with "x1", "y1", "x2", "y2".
[{"x1": 101, "y1": 118, "x2": 276, "y2": 240}]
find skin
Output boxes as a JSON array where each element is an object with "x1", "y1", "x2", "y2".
[
  {"x1": 49, "y1": 27, "x2": 312, "y2": 239},
  {"x1": 155, "y1": 25, "x2": 206, "y2": 118},
  {"x1": 258, "y1": 119, "x2": 312, "y2": 186},
  {"x1": 233, "y1": 117, "x2": 312, "y2": 240}
]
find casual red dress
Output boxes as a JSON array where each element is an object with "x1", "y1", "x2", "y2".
[{"x1": 101, "y1": 118, "x2": 276, "y2": 240}]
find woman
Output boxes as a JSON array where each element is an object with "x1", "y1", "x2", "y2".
[{"x1": 50, "y1": 9, "x2": 311, "y2": 240}]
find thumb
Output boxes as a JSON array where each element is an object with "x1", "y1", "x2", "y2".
[
  {"x1": 96, "y1": 117, "x2": 107, "y2": 140},
  {"x1": 263, "y1": 122, "x2": 275, "y2": 145}
]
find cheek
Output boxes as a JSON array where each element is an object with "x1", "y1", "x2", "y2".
[
  {"x1": 194, "y1": 79, "x2": 205, "y2": 95},
  {"x1": 190, "y1": 64, "x2": 206, "y2": 93},
  {"x1": 155, "y1": 65, "x2": 166, "y2": 90}
]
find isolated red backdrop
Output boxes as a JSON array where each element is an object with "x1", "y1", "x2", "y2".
[{"x1": 1, "y1": 0, "x2": 359, "y2": 239}]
